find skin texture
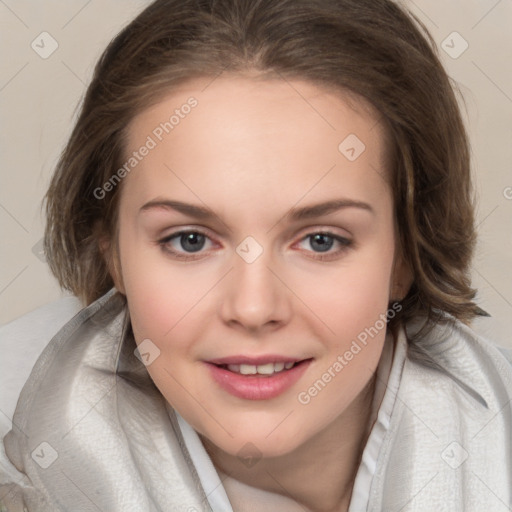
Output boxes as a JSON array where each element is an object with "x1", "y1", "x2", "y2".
[{"x1": 110, "y1": 75, "x2": 411, "y2": 511}]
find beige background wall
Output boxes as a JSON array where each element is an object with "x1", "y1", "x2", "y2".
[{"x1": 1, "y1": 0, "x2": 511, "y2": 346}]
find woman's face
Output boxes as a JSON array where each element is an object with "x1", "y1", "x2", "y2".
[{"x1": 113, "y1": 75, "x2": 407, "y2": 458}]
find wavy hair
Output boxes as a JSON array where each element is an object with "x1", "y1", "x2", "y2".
[{"x1": 43, "y1": 0, "x2": 481, "y2": 336}]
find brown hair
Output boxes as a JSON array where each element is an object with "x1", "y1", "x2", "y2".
[{"x1": 43, "y1": 0, "x2": 481, "y2": 334}]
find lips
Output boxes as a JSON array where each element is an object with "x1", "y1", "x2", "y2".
[{"x1": 204, "y1": 356, "x2": 313, "y2": 400}]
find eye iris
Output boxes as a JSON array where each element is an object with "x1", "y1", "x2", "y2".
[
  {"x1": 310, "y1": 233, "x2": 333, "y2": 252},
  {"x1": 181, "y1": 232, "x2": 205, "y2": 252}
]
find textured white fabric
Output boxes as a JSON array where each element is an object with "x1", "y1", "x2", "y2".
[
  {"x1": 0, "y1": 296, "x2": 82, "y2": 440},
  {"x1": 1, "y1": 289, "x2": 511, "y2": 511},
  {"x1": 174, "y1": 408, "x2": 234, "y2": 512}
]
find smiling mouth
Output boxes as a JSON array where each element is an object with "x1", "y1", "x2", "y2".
[
  {"x1": 213, "y1": 359, "x2": 312, "y2": 376},
  {"x1": 206, "y1": 357, "x2": 314, "y2": 400}
]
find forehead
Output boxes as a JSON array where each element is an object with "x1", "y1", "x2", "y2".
[
  {"x1": 121, "y1": 75, "x2": 391, "y2": 220},
  {"x1": 127, "y1": 74, "x2": 385, "y2": 151}
]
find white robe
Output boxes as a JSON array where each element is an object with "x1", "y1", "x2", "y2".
[{"x1": 1, "y1": 288, "x2": 511, "y2": 511}]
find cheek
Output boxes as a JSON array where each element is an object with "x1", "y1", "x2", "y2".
[
  {"x1": 291, "y1": 264, "x2": 393, "y2": 432},
  {"x1": 117, "y1": 223, "x2": 207, "y2": 341},
  {"x1": 124, "y1": 273, "x2": 208, "y2": 410},
  {"x1": 126, "y1": 274, "x2": 206, "y2": 344},
  {"x1": 296, "y1": 245, "x2": 395, "y2": 329}
]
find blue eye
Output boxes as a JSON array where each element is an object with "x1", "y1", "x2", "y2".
[
  {"x1": 308, "y1": 233, "x2": 335, "y2": 252},
  {"x1": 158, "y1": 230, "x2": 352, "y2": 261},
  {"x1": 297, "y1": 232, "x2": 352, "y2": 260},
  {"x1": 159, "y1": 230, "x2": 214, "y2": 260},
  {"x1": 175, "y1": 232, "x2": 207, "y2": 252}
]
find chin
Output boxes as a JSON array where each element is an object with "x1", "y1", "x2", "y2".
[{"x1": 205, "y1": 421, "x2": 309, "y2": 460}]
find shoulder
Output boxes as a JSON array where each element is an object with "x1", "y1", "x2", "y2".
[
  {"x1": 0, "y1": 296, "x2": 83, "y2": 438},
  {"x1": 1, "y1": 290, "x2": 205, "y2": 511},
  {"x1": 402, "y1": 314, "x2": 512, "y2": 406},
  {"x1": 370, "y1": 316, "x2": 512, "y2": 510},
  {"x1": 406, "y1": 313, "x2": 512, "y2": 372},
  {"x1": 495, "y1": 345, "x2": 512, "y2": 365}
]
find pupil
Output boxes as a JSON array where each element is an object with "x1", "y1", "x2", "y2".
[
  {"x1": 181, "y1": 233, "x2": 205, "y2": 252},
  {"x1": 311, "y1": 234, "x2": 333, "y2": 252}
]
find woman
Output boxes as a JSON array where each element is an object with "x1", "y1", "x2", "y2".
[{"x1": 1, "y1": 0, "x2": 511, "y2": 510}]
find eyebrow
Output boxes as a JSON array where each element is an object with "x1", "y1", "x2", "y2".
[{"x1": 139, "y1": 198, "x2": 374, "y2": 221}]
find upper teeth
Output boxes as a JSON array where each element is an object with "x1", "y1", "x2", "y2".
[{"x1": 227, "y1": 362, "x2": 295, "y2": 375}]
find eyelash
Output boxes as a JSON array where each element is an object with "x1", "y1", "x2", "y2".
[{"x1": 157, "y1": 228, "x2": 353, "y2": 262}]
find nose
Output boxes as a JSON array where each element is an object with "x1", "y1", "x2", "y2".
[{"x1": 219, "y1": 247, "x2": 292, "y2": 334}]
